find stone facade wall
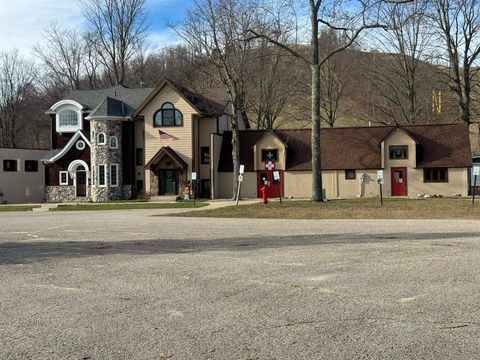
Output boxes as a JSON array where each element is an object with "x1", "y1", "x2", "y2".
[
  {"x1": 45, "y1": 186, "x2": 75, "y2": 203},
  {"x1": 90, "y1": 119, "x2": 125, "y2": 202}
]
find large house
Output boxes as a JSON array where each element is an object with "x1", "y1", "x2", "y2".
[{"x1": 42, "y1": 78, "x2": 472, "y2": 202}]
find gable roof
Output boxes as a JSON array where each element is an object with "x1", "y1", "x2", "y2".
[
  {"x1": 144, "y1": 146, "x2": 188, "y2": 169},
  {"x1": 133, "y1": 78, "x2": 227, "y2": 118},
  {"x1": 42, "y1": 130, "x2": 91, "y2": 163},
  {"x1": 60, "y1": 85, "x2": 154, "y2": 117},
  {"x1": 218, "y1": 123, "x2": 472, "y2": 172}
]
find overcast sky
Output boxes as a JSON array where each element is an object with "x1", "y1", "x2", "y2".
[{"x1": 0, "y1": 0, "x2": 187, "y2": 59}]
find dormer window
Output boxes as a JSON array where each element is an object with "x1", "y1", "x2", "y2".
[
  {"x1": 154, "y1": 102, "x2": 183, "y2": 127},
  {"x1": 51, "y1": 100, "x2": 84, "y2": 133}
]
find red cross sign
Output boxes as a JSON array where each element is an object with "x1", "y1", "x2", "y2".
[{"x1": 265, "y1": 161, "x2": 275, "y2": 170}]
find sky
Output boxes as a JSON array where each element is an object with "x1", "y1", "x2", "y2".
[{"x1": 0, "y1": 0, "x2": 189, "y2": 59}]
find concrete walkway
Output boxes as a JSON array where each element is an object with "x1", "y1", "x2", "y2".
[{"x1": 26, "y1": 198, "x2": 261, "y2": 213}]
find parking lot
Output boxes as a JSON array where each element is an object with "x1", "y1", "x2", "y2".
[{"x1": 1, "y1": 210, "x2": 480, "y2": 359}]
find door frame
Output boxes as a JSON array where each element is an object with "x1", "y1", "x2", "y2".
[
  {"x1": 158, "y1": 169, "x2": 179, "y2": 195},
  {"x1": 391, "y1": 167, "x2": 407, "y2": 196},
  {"x1": 74, "y1": 170, "x2": 87, "y2": 197},
  {"x1": 257, "y1": 170, "x2": 283, "y2": 198}
]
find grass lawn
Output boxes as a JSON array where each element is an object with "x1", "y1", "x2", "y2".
[
  {"x1": 0, "y1": 205, "x2": 40, "y2": 212},
  {"x1": 51, "y1": 201, "x2": 208, "y2": 211},
  {"x1": 179, "y1": 197, "x2": 480, "y2": 220}
]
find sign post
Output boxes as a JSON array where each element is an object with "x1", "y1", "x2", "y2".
[
  {"x1": 377, "y1": 170, "x2": 384, "y2": 206},
  {"x1": 235, "y1": 165, "x2": 245, "y2": 205},
  {"x1": 191, "y1": 172, "x2": 197, "y2": 207},
  {"x1": 473, "y1": 166, "x2": 480, "y2": 204},
  {"x1": 273, "y1": 170, "x2": 282, "y2": 204}
]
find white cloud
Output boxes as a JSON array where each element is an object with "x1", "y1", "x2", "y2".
[{"x1": 0, "y1": 0, "x2": 84, "y2": 58}]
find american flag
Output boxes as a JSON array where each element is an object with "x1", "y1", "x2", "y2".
[{"x1": 158, "y1": 130, "x2": 179, "y2": 141}]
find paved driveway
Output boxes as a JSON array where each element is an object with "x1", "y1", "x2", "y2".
[{"x1": 1, "y1": 210, "x2": 480, "y2": 359}]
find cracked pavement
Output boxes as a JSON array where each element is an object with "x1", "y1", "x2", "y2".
[{"x1": 1, "y1": 210, "x2": 480, "y2": 359}]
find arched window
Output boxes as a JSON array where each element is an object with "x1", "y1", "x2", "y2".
[
  {"x1": 109, "y1": 136, "x2": 118, "y2": 149},
  {"x1": 97, "y1": 132, "x2": 106, "y2": 145},
  {"x1": 59, "y1": 109, "x2": 79, "y2": 127},
  {"x1": 153, "y1": 102, "x2": 183, "y2": 127}
]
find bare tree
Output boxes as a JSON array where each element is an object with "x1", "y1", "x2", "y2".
[
  {"x1": 249, "y1": 0, "x2": 413, "y2": 201},
  {"x1": 366, "y1": 0, "x2": 430, "y2": 125},
  {"x1": 33, "y1": 23, "x2": 85, "y2": 90},
  {"x1": 80, "y1": 0, "x2": 149, "y2": 86},
  {"x1": 247, "y1": 37, "x2": 301, "y2": 130},
  {"x1": 431, "y1": 0, "x2": 480, "y2": 126},
  {"x1": 0, "y1": 50, "x2": 37, "y2": 148},
  {"x1": 176, "y1": 0, "x2": 256, "y2": 198},
  {"x1": 319, "y1": 30, "x2": 350, "y2": 127}
]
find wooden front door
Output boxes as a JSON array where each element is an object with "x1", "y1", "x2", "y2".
[
  {"x1": 391, "y1": 167, "x2": 407, "y2": 196},
  {"x1": 257, "y1": 171, "x2": 283, "y2": 198},
  {"x1": 159, "y1": 170, "x2": 178, "y2": 195},
  {"x1": 76, "y1": 171, "x2": 87, "y2": 197}
]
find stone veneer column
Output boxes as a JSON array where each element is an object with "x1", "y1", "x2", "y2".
[{"x1": 90, "y1": 119, "x2": 123, "y2": 202}]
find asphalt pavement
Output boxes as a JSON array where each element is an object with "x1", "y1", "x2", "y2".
[{"x1": 1, "y1": 210, "x2": 480, "y2": 359}]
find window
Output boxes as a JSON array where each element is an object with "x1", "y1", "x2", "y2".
[
  {"x1": 98, "y1": 165, "x2": 106, "y2": 186},
  {"x1": 201, "y1": 146, "x2": 210, "y2": 164},
  {"x1": 59, "y1": 109, "x2": 78, "y2": 127},
  {"x1": 110, "y1": 164, "x2": 119, "y2": 186},
  {"x1": 109, "y1": 136, "x2": 118, "y2": 149},
  {"x1": 53, "y1": 101, "x2": 83, "y2": 133},
  {"x1": 389, "y1": 146, "x2": 408, "y2": 159},
  {"x1": 76, "y1": 140, "x2": 86, "y2": 151},
  {"x1": 136, "y1": 148, "x2": 143, "y2": 166},
  {"x1": 59, "y1": 171, "x2": 68, "y2": 185},
  {"x1": 25, "y1": 160, "x2": 38, "y2": 172},
  {"x1": 97, "y1": 132, "x2": 106, "y2": 145},
  {"x1": 261, "y1": 149, "x2": 278, "y2": 162},
  {"x1": 424, "y1": 168, "x2": 448, "y2": 183},
  {"x1": 345, "y1": 170, "x2": 356, "y2": 180},
  {"x1": 153, "y1": 102, "x2": 183, "y2": 127},
  {"x1": 3, "y1": 159, "x2": 17, "y2": 172}
]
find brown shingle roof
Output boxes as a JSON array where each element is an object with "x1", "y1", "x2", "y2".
[{"x1": 218, "y1": 123, "x2": 472, "y2": 172}]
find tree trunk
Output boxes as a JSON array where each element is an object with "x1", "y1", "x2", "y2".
[
  {"x1": 231, "y1": 106, "x2": 241, "y2": 199},
  {"x1": 311, "y1": 3, "x2": 323, "y2": 202}
]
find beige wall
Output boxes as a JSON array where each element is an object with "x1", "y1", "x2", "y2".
[
  {"x1": 136, "y1": 84, "x2": 219, "y2": 196},
  {"x1": 197, "y1": 117, "x2": 216, "y2": 180},
  {"x1": 0, "y1": 148, "x2": 49, "y2": 204},
  {"x1": 216, "y1": 172, "x2": 257, "y2": 199},
  {"x1": 254, "y1": 133, "x2": 286, "y2": 171}
]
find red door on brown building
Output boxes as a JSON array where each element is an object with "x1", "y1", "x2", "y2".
[
  {"x1": 257, "y1": 171, "x2": 283, "y2": 198},
  {"x1": 391, "y1": 167, "x2": 407, "y2": 196},
  {"x1": 76, "y1": 170, "x2": 87, "y2": 197}
]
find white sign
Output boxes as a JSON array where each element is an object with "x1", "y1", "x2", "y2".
[
  {"x1": 273, "y1": 171, "x2": 280, "y2": 181},
  {"x1": 378, "y1": 178, "x2": 384, "y2": 185},
  {"x1": 266, "y1": 161, "x2": 275, "y2": 170},
  {"x1": 238, "y1": 175, "x2": 243, "y2": 182},
  {"x1": 473, "y1": 166, "x2": 480, "y2": 176},
  {"x1": 377, "y1": 170, "x2": 384, "y2": 180},
  {"x1": 191, "y1": 172, "x2": 197, "y2": 180},
  {"x1": 239, "y1": 164, "x2": 245, "y2": 174}
]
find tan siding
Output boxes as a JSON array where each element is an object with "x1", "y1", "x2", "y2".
[
  {"x1": 216, "y1": 172, "x2": 257, "y2": 199},
  {"x1": 140, "y1": 84, "x2": 196, "y2": 176}
]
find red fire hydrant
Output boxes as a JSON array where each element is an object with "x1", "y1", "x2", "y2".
[{"x1": 260, "y1": 185, "x2": 268, "y2": 204}]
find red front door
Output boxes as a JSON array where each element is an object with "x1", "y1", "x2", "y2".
[
  {"x1": 391, "y1": 167, "x2": 407, "y2": 196},
  {"x1": 257, "y1": 171, "x2": 283, "y2": 198}
]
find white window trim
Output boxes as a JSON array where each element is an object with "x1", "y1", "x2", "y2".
[
  {"x1": 76, "y1": 140, "x2": 86, "y2": 151},
  {"x1": 59, "y1": 171, "x2": 69, "y2": 186},
  {"x1": 52, "y1": 100, "x2": 84, "y2": 133},
  {"x1": 97, "y1": 132, "x2": 106, "y2": 146},
  {"x1": 110, "y1": 164, "x2": 119, "y2": 187},
  {"x1": 109, "y1": 136, "x2": 118, "y2": 149},
  {"x1": 98, "y1": 164, "x2": 107, "y2": 187}
]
